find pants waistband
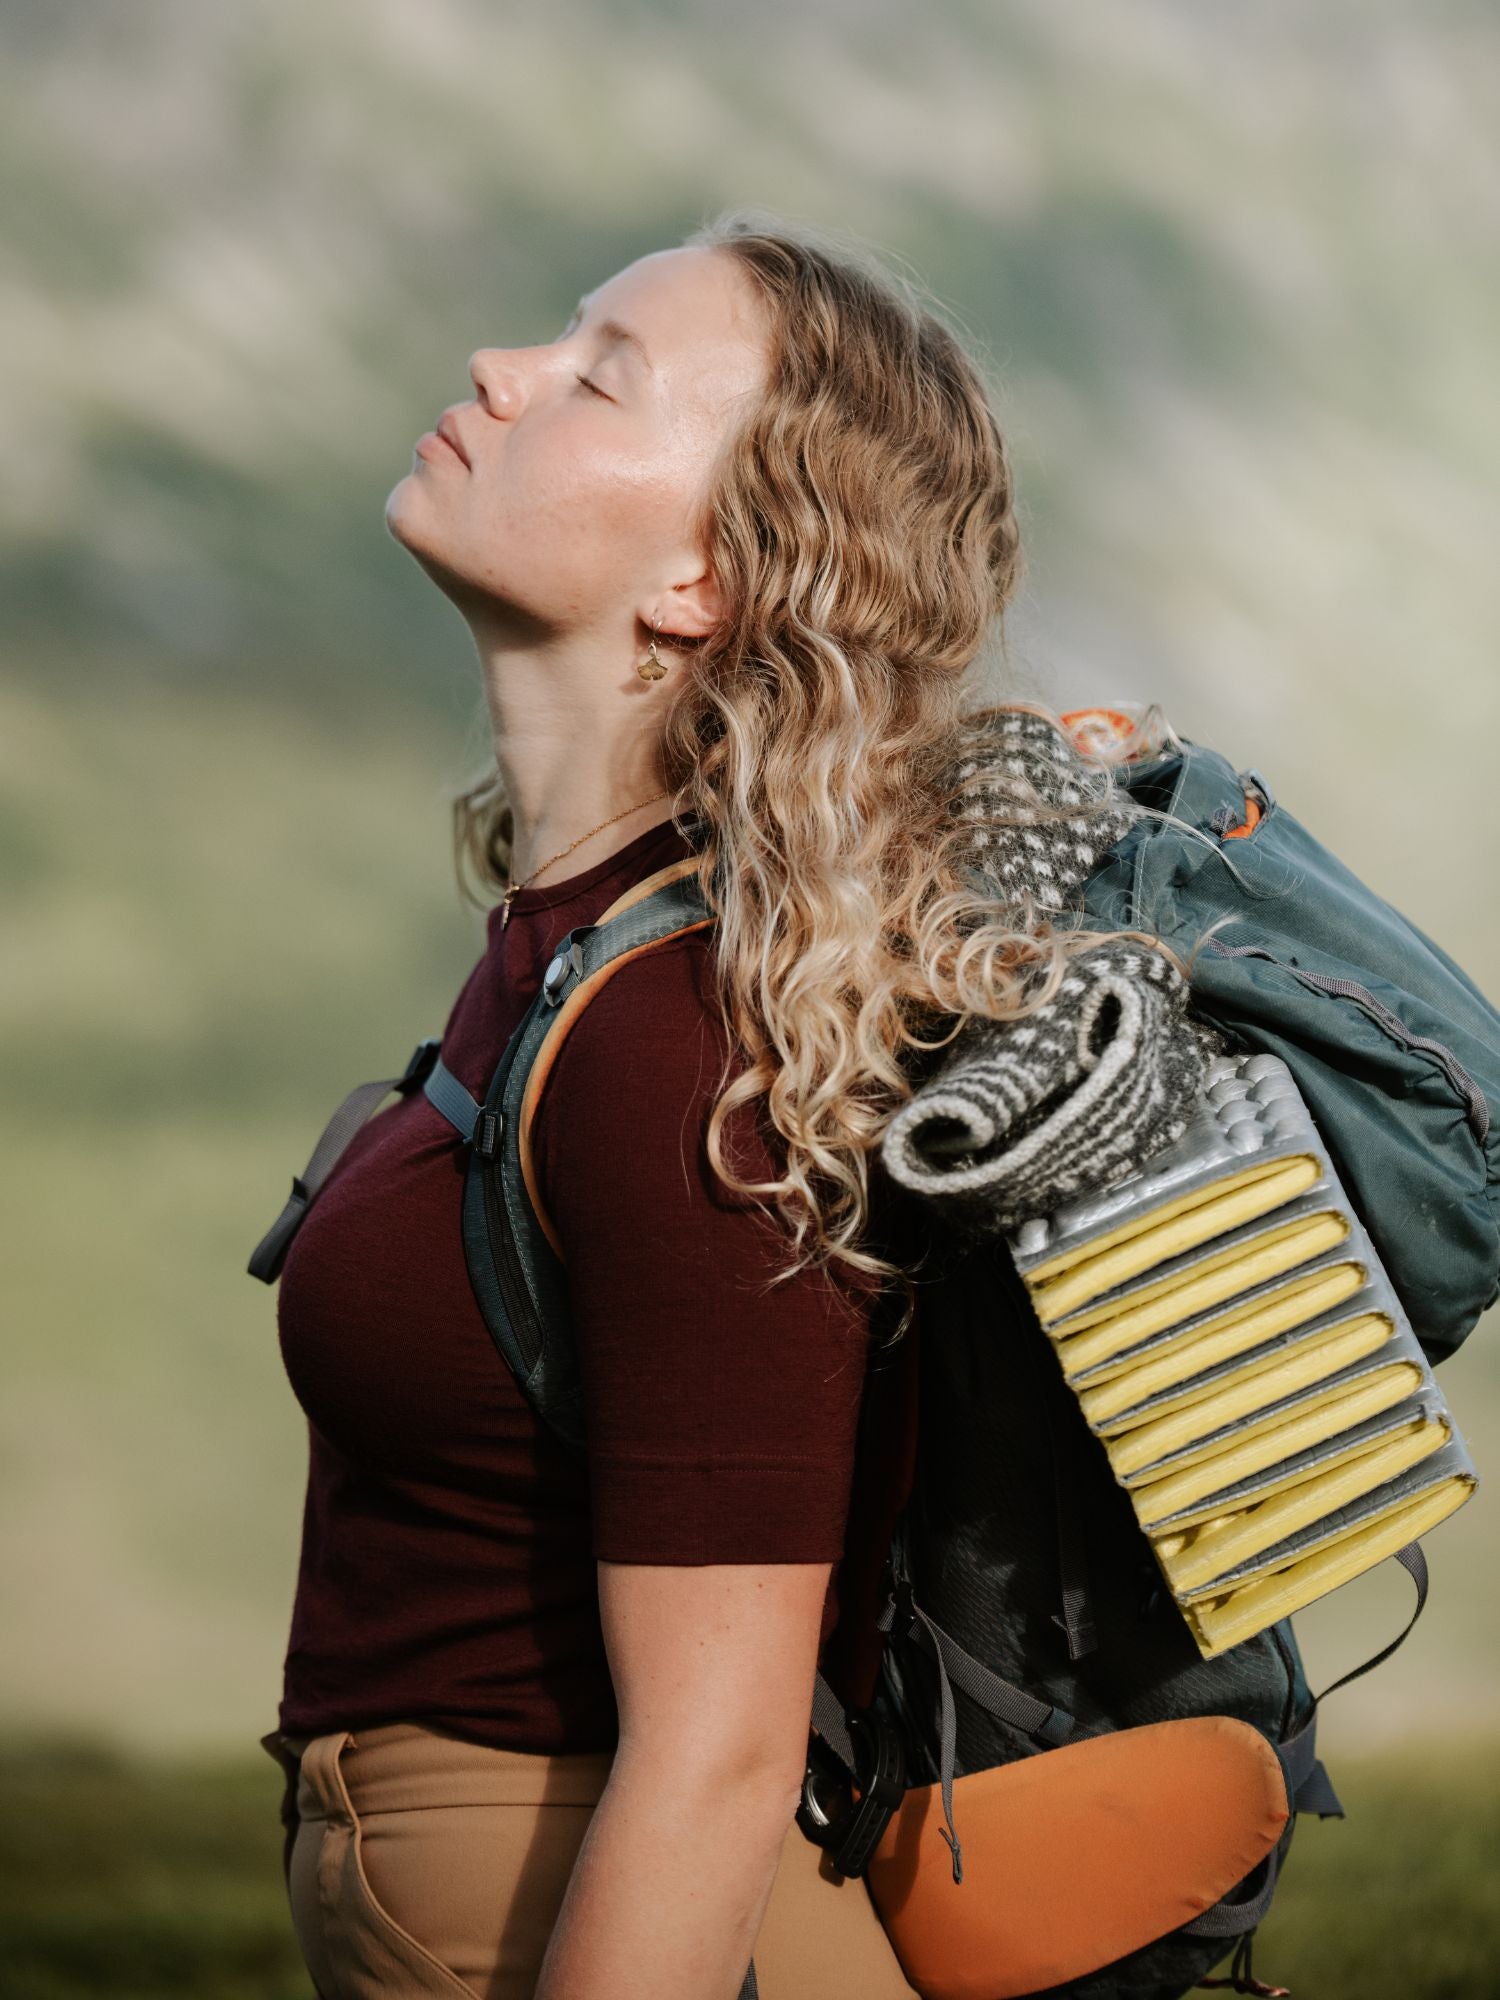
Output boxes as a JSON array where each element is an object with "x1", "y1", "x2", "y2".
[{"x1": 262, "y1": 1721, "x2": 618, "y2": 1819}]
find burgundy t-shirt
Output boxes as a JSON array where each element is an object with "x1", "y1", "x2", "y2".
[{"x1": 273, "y1": 813, "x2": 908, "y2": 1754}]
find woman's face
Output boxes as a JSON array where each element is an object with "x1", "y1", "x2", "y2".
[{"x1": 386, "y1": 245, "x2": 769, "y2": 638}]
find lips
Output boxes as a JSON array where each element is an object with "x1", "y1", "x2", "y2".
[{"x1": 435, "y1": 413, "x2": 472, "y2": 468}]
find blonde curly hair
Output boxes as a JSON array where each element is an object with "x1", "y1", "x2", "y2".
[{"x1": 450, "y1": 208, "x2": 1172, "y2": 1346}]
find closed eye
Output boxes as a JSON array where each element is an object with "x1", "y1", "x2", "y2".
[{"x1": 576, "y1": 374, "x2": 611, "y2": 400}]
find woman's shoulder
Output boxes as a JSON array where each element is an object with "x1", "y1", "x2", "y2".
[
  {"x1": 539, "y1": 926, "x2": 738, "y2": 1166},
  {"x1": 589, "y1": 918, "x2": 724, "y2": 1036}
]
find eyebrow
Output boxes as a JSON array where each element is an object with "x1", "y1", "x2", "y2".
[{"x1": 565, "y1": 297, "x2": 656, "y2": 376}]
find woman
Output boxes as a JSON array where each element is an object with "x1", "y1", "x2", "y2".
[{"x1": 258, "y1": 211, "x2": 1133, "y2": 1999}]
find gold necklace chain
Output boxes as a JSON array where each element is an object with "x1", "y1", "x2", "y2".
[{"x1": 500, "y1": 789, "x2": 673, "y2": 928}]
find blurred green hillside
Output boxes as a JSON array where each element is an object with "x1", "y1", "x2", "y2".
[{"x1": 2, "y1": 0, "x2": 1497, "y2": 1802}]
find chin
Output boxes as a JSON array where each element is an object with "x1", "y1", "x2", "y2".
[
  {"x1": 384, "y1": 472, "x2": 427, "y2": 546},
  {"x1": 384, "y1": 478, "x2": 453, "y2": 568},
  {"x1": 384, "y1": 491, "x2": 486, "y2": 608}
]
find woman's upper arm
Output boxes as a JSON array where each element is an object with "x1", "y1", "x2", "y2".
[{"x1": 532, "y1": 933, "x2": 876, "y2": 1565}]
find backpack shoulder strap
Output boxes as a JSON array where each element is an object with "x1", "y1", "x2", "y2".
[
  {"x1": 517, "y1": 854, "x2": 717, "y2": 1256},
  {"x1": 407, "y1": 855, "x2": 717, "y2": 1449}
]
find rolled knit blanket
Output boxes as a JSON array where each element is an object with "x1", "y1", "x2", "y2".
[
  {"x1": 944, "y1": 701, "x2": 1140, "y2": 911},
  {"x1": 879, "y1": 704, "x2": 1236, "y2": 1234}
]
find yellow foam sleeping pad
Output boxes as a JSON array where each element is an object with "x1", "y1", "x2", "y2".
[
  {"x1": 1026, "y1": 1156, "x2": 1324, "y2": 1326},
  {"x1": 1129, "y1": 1360, "x2": 1429, "y2": 1525},
  {"x1": 1084, "y1": 1310, "x2": 1396, "y2": 1439},
  {"x1": 1103, "y1": 1324, "x2": 1411, "y2": 1477},
  {"x1": 1179, "y1": 1475, "x2": 1473, "y2": 1656},
  {"x1": 1155, "y1": 1415, "x2": 1452, "y2": 1591},
  {"x1": 1054, "y1": 1260, "x2": 1367, "y2": 1385},
  {"x1": 1004, "y1": 1053, "x2": 1480, "y2": 1658}
]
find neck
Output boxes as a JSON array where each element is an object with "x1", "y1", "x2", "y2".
[{"x1": 468, "y1": 610, "x2": 677, "y2": 890}]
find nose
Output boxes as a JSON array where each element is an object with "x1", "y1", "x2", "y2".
[{"x1": 468, "y1": 348, "x2": 526, "y2": 418}]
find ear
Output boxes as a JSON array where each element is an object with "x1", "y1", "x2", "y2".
[{"x1": 646, "y1": 564, "x2": 728, "y2": 643}]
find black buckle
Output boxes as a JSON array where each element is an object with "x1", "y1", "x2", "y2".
[
  {"x1": 796, "y1": 1704, "x2": 907, "y2": 1880},
  {"x1": 796, "y1": 1729, "x2": 852, "y2": 1848},
  {"x1": 401, "y1": 1036, "x2": 441, "y2": 1088},
  {"x1": 472, "y1": 1108, "x2": 502, "y2": 1160},
  {"x1": 246, "y1": 1175, "x2": 311, "y2": 1283},
  {"x1": 888, "y1": 1575, "x2": 918, "y2": 1647}
]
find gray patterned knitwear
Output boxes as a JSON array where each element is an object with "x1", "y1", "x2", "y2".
[{"x1": 878, "y1": 704, "x2": 1236, "y2": 1235}]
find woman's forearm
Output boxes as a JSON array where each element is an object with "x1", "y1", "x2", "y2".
[{"x1": 533, "y1": 1748, "x2": 800, "y2": 2000}]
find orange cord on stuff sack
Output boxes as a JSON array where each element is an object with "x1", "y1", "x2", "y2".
[
  {"x1": 1058, "y1": 706, "x2": 1144, "y2": 759},
  {"x1": 1058, "y1": 706, "x2": 1266, "y2": 839},
  {"x1": 1221, "y1": 793, "x2": 1263, "y2": 840}
]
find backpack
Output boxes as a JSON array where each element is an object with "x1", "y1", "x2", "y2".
[{"x1": 248, "y1": 714, "x2": 1498, "y2": 2000}]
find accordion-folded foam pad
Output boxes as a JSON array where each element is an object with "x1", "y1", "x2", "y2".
[{"x1": 1006, "y1": 1050, "x2": 1478, "y2": 1658}]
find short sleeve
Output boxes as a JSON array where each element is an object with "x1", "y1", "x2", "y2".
[{"x1": 530, "y1": 933, "x2": 878, "y2": 1565}]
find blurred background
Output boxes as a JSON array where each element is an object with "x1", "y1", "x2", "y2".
[{"x1": 4, "y1": 0, "x2": 1497, "y2": 1993}]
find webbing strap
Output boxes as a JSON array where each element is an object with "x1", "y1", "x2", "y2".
[
  {"x1": 422, "y1": 1055, "x2": 484, "y2": 1147},
  {"x1": 810, "y1": 1671, "x2": 857, "y2": 1776},
  {"x1": 867, "y1": 1584, "x2": 1076, "y2": 1887},
  {"x1": 1015, "y1": 1316, "x2": 1099, "y2": 1660},
  {"x1": 1307, "y1": 1540, "x2": 1429, "y2": 1709},
  {"x1": 247, "y1": 1037, "x2": 440, "y2": 1281},
  {"x1": 1181, "y1": 1831, "x2": 1288, "y2": 1937},
  {"x1": 875, "y1": 1591, "x2": 1076, "y2": 1746},
  {"x1": 1271, "y1": 1698, "x2": 1342, "y2": 1820},
  {"x1": 1289, "y1": 1754, "x2": 1342, "y2": 1818}
]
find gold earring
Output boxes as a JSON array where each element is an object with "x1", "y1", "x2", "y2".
[{"x1": 636, "y1": 615, "x2": 668, "y2": 683}]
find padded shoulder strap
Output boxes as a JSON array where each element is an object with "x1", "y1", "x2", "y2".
[
  {"x1": 518, "y1": 855, "x2": 716, "y2": 1256},
  {"x1": 415, "y1": 854, "x2": 717, "y2": 1450}
]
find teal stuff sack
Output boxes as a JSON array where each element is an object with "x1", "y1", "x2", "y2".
[{"x1": 1076, "y1": 735, "x2": 1500, "y2": 1365}]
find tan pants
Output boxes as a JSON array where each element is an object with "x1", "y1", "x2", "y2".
[{"x1": 260, "y1": 1720, "x2": 919, "y2": 2000}]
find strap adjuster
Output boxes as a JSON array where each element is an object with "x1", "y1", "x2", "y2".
[
  {"x1": 401, "y1": 1036, "x2": 441, "y2": 1088},
  {"x1": 473, "y1": 1108, "x2": 503, "y2": 1160},
  {"x1": 541, "y1": 937, "x2": 590, "y2": 1006},
  {"x1": 830, "y1": 1706, "x2": 907, "y2": 1878},
  {"x1": 888, "y1": 1576, "x2": 918, "y2": 1647}
]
